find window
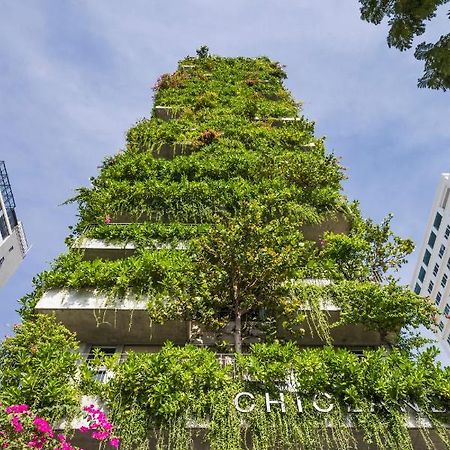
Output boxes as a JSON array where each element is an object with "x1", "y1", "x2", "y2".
[
  {"x1": 444, "y1": 304, "x2": 450, "y2": 316},
  {"x1": 439, "y1": 321, "x2": 445, "y2": 331},
  {"x1": 447, "y1": 334, "x2": 450, "y2": 346},
  {"x1": 428, "y1": 280, "x2": 435, "y2": 293},
  {"x1": 414, "y1": 283, "x2": 421, "y2": 294},
  {"x1": 439, "y1": 244, "x2": 446, "y2": 258},
  {"x1": 442, "y1": 274, "x2": 448, "y2": 288},
  {"x1": 419, "y1": 267, "x2": 426, "y2": 282},
  {"x1": 447, "y1": 258, "x2": 450, "y2": 270},
  {"x1": 436, "y1": 292, "x2": 442, "y2": 305},
  {"x1": 87, "y1": 347, "x2": 117, "y2": 382},
  {"x1": 0, "y1": 256, "x2": 4, "y2": 268},
  {"x1": 428, "y1": 231, "x2": 437, "y2": 249},
  {"x1": 445, "y1": 225, "x2": 450, "y2": 240},
  {"x1": 8, "y1": 246, "x2": 13, "y2": 252},
  {"x1": 433, "y1": 263, "x2": 439, "y2": 276},
  {"x1": 423, "y1": 250, "x2": 431, "y2": 266},
  {"x1": 434, "y1": 212, "x2": 443, "y2": 230}
]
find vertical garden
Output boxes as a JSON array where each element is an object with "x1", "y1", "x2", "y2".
[{"x1": 1, "y1": 48, "x2": 450, "y2": 450}]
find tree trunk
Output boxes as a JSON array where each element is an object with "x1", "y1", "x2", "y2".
[
  {"x1": 235, "y1": 308, "x2": 242, "y2": 353},
  {"x1": 233, "y1": 282, "x2": 242, "y2": 353}
]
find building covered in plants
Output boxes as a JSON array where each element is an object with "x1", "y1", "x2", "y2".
[{"x1": 2, "y1": 49, "x2": 450, "y2": 450}]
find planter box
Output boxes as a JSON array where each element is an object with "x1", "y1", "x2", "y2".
[
  {"x1": 270, "y1": 117, "x2": 302, "y2": 127},
  {"x1": 35, "y1": 289, "x2": 190, "y2": 346},
  {"x1": 300, "y1": 211, "x2": 350, "y2": 242},
  {"x1": 152, "y1": 142, "x2": 195, "y2": 159},
  {"x1": 154, "y1": 106, "x2": 183, "y2": 121}
]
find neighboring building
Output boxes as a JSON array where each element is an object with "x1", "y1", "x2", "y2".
[
  {"x1": 0, "y1": 161, "x2": 29, "y2": 287},
  {"x1": 410, "y1": 173, "x2": 450, "y2": 358}
]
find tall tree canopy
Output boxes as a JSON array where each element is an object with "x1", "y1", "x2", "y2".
[{"x1": 359, "y1": 0, "x2": 450, "y2": 90}]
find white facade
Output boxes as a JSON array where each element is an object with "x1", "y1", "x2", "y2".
[
  {"x1": 410, "y1": 173, "x2": 450, "y2": 360},
  {"x1": 0, "y1": 161, "x2": 29, "y2": 287}
]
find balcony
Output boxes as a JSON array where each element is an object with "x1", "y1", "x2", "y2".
[
  {"x1": 152, "y1": 142, "x2": 194, "y2": 159},
  {"x1": 35, "y1": 289, "x2": 190, "y2": 346},
  {"x1": 72, "y1": 238, "x2": 136, "y2": 260},
  {"x1": 300, "y1": 211, "x2": 350, "y2": 243},
  {"x1": 153, "y1": 106, "x2": 183, "y2": 121},
  {"x1": 72, "y1": 237, "x2": 187, "y2": 260},
  {"x1": 0, "y1": 222, "x2": 30, "y2": 287},
  {"x1": 35, "y1": 281, "x2": 382, "y2": 348},
  {"x1": 255, "y1": 117, "x2": 303, "y2": 127}
]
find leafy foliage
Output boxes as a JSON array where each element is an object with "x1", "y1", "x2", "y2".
[
  {"x1": 10, "y1": 51, "x2": 448, "y2": 449},
  {"x1": 0, "y1": 315, "x2": 81, "y2": 422},
  {"x1": 359, "y1": 0, "x2": 450, "y2": 90},
  {"x1": 84, "y1": 342, "x2": 450, "y2": 450}
]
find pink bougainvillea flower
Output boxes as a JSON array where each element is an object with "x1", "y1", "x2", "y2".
[
  {"x1": 27, "y1": 435, "x2": 46, "y2": 449},
  {"x1": 109, "y1": 437, "x2": 120, "y2": 448},
  {"x1": 104, "y1": 214, "x2": 112, "y2": 224},
  {"x1": 10, "y1": 416, "x2": 23, "y2": 432},
  {"x1": 78, "y1": 426, "x2": 89, "y2": 433},
  {"x1": 33, "y1": 417, "x2": 53, "y2": 437},
  {"x1": 6, "y1": 404, "x2": 29, "y2": 414},
  {"x1": 91, "y1": 431, "x2": 109, "y2": 441}
]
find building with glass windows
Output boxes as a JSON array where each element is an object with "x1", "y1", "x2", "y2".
[
  {"x1": 411, "y1": 173, "x2": 450, "y2": 358},
  {"x1": 0, "y1": 161, "x2": 29, "y2": 287}
]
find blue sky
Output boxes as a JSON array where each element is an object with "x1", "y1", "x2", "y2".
[{"x1": 0, "y1": 1, "x2": 449, "y2": 350}]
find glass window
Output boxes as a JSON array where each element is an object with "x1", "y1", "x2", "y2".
[
  {"x1": 444, "y1": 304, "x2": 450, "y2": 316},
  {"x1": 439, "y1": 321, "x2": 445, "y2": 331},
  {"x1": 434, "y1": 212, "x2": 443, "y2": 230},
  {"x1": 428, "y1": 231, "x2": 437, "y2": 249},
  {"x1": 87, "y1": 346, "x2": 117, "y2": 360},
  {"x1": 428, "y1": 280, "x2": 435, "y2": 293},
  {"x1": 436, "y1": 292, "x2": 442, "y2": 305},
  {"x1": 447, "y1": 258, "x2": 450, "y2": 270},
  {"x1": 442, "y1": 274, "x2": 448, "y2": 288},
  {"x1": 423, "y1": 250, "x2": 431, "y2": 266},
  {"x1": 447, "y1": 334, "x2": 450, "y2": 346},
  {"x1": 433, "y1": 263, "x2": 439, "y2": 276},
  {"x1": 439, "y1": 244, "x2": 446, "y2": 258},
  {"x1": 414, "y1": 283, "x2": 421, "y2": 294},
  {"x1": 418, "y1": 267, "x2": 426, "y2": 282},
  {"x1": 445, "y1": 225, "x2": 450, "y2": 240},
  {"x1": 86, "y1": 346, "x2": 117, "y2": 383}
]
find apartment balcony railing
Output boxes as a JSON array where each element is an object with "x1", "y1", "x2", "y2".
[
  {"x1": 15, "y1": 221, "x2": 30, "y2": 256},
  {"x1": 72, "y1": 235, "x2": 186, "y2": 260},
  {"x1": 79, "y1": 352, "x2": 238, "y2": 383}
]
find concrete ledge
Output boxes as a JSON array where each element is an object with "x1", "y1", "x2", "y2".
[
  {"x1": 153, "y1": 106, "x2": 183, "y2": 121},
  {"x1": 72, "y1": 238, "x2": 187, "y2": 260},
  {"x1": 36, "y1": 289, "x2": 190, "y2": 345},
  {"x1": 73, "y1": 238, "x2": 137, "y2": 260},
  {"x1": 301, "y1": 211, "x2": 350, "y2": 243},
  {"x1": 152, "y1": 142, "x2": 195, "y2": 159}
]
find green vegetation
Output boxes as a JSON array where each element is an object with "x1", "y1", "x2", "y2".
[
  {"x1": 0, "y1": 315, "x2": 82, "y2": 423},
  {"x1": 359, "y1": 0, "x2": 450, "y2": 90},
  {"x1": 83, "y1": 342, "x2": 450, "y2": 450},
  {"x1": 6, "y1": 49, "x2": 449, "y2": 449}
]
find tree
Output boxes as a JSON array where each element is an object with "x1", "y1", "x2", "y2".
[
  {"x1": 189, "y1": 202, "x2": 312, "y2": 353},
  {"x1": 359, "y1": 0, "x2": 450, "y2": 90}
]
